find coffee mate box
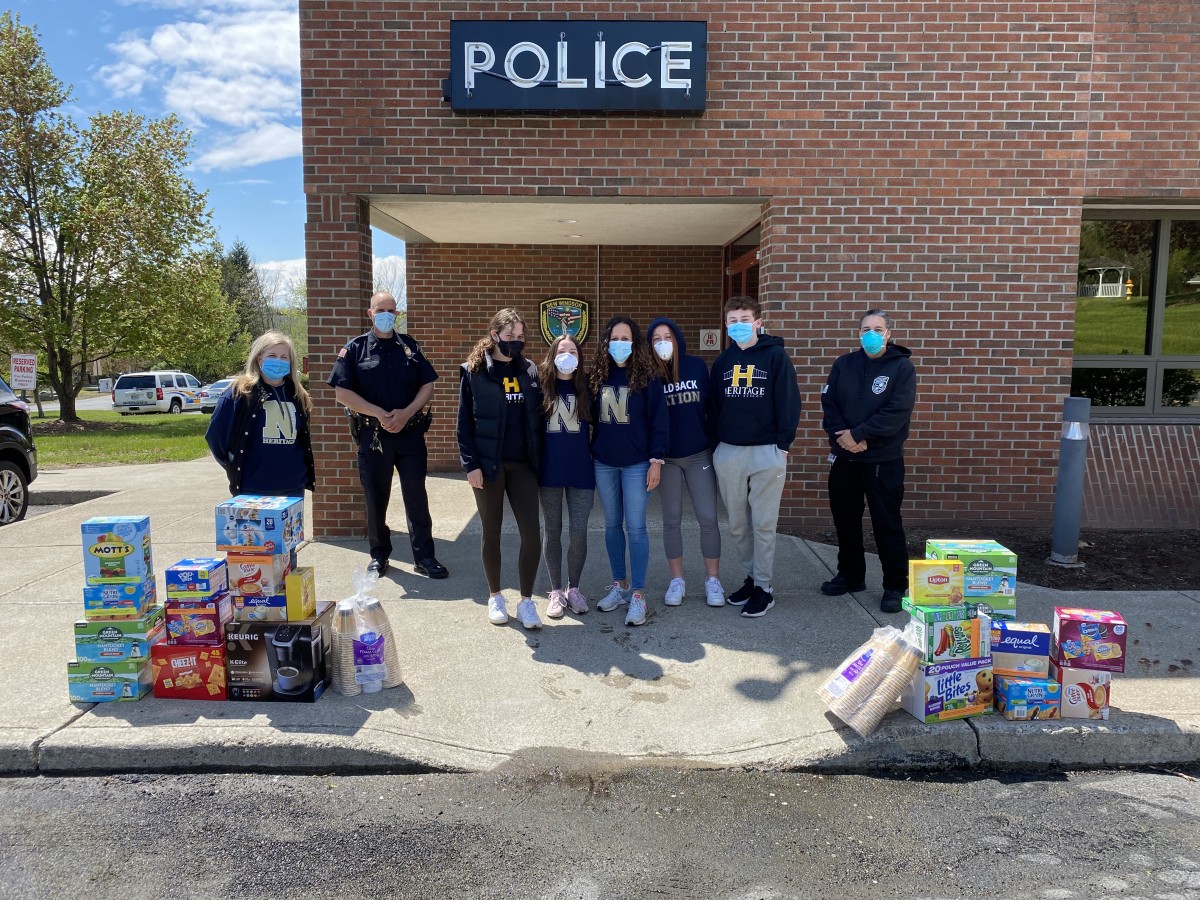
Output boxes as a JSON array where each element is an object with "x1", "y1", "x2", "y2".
[
  {"x1": 151, "y1": 643, "x2": 227, "y2": 700},
  {"x1": 926, "y1": 539, "x2": 1017, "y2": 618},
  {"x1": 1051, "y1": 660, "x2": 1113, "y2": 720},
  {"x1": 983, "y1": 614, "x2": 1052, "y2": 678},
  {"x1": 227, "y1": 550, "x2": 292, "y2": 599},
  {"x1": 1053, "y1": 607, "x2": 1127, "y2": 674},
  {"x1": 68, "y1": 657, "x2": 153, "y2": 703},
  {"x1": 908, "y1": 560, "x2": 965, "y2": 606},
  {"x1": 902, "y1": 656, "x2": 994, "y2": 724},
  {"x1": 995, "y1": 675, "x2": 1061, "y2": 721},
  {"x1": 74, "y1": 606, "x2": 166, "y2": 663},
  {"x1": 81, "y1": 516, "x2": 153, "y2": 585},
  {"x1": 215, "y1": 495, "x2": 304, "y2": 554},
  {"x1": 902, "y1": 598, "x2": 986, "y2": 664},
  {"x1": 165, "y1": 557, "x2": 228, "y2": 600}
]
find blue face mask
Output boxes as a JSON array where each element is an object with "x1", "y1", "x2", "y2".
[
  {"x1": 608, "y1": 340, "x2": 633, "y2": 364},
  {"x1": 860, "y1": 331, "x2": 886, "y2": 355},
  {"x1": 373, "y1": 310, "x2": 397, "y2": 334},
  {"x1": 261, "y1": 358, "x2": 291, "y2": 381},
  {"x1": 727, "y1": 322, "x2": 755, "y2": 345}
]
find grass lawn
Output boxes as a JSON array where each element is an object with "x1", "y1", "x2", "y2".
[
  {"x1": 1075, "y1": 296, "x2": 1200, "y2": 355},
  {"x1": 32, "y1": 410, "x2": 211, "y2": 468}
]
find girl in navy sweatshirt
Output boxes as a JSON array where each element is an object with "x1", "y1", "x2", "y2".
[{"x1": 588, "y1": 316, "x2": 670, "y2": 627}]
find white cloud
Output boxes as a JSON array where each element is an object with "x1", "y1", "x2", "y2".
[
  {"x1": 224, "y1": 178, "x2": 271, "y2": 185},
  {"x1": 164, "y1": 71, "x2": 298, "y2": 129},
  {"x1": 194, "y1": 122, "x2": 301, "y2": 171},
  {"x1": 256, "y1": 255, "x2": 408, "y2": 305}
]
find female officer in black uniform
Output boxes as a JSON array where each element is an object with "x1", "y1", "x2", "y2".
[{"x1": 328, "y1": 291, "x2": 448, "y2": 579}]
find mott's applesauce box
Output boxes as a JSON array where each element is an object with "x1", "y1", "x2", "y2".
[
  {"x1": 983, "y1": 614, "x2": 1052, "y2": 678},
  {"x1": 285, "y1": 566, "x2": 317, "y2": 621},
  {"x1": 902, "y1": 598, "x2": 985, "y2": 664},
  {"x1": 1053, "y1": 607, "x2": 1127, "y2": 674},
  {"x1": 1051, "y1": 660, "x2": 1113, "y2": 720},
  {"x1": 68, "y1": 657, "x2": 153, "y2": 703},
  {"x1": 227, "y1": 551, "x2": 292, "y2": 598},
  {"x1": 908, "y1": 560, "x2": 964, "y2": 606},
  {"x1": 165, "y1": 557, "x2": 228, "y2": 600},
  {"x1": 215, "y1": 495, "x2": 304, "y2": 555},
  {"x1": 151, "y1": 643, "x2": 227, "y2": 700},
  {"x1": 82, "y1": 579, "x2": 158, "y2": 620},
  {"x1": 926, "y1": 539, "x2": 1017, "y2": 618},
  {"x1": 81, "y1": 516, "x2": 153, "y2": 585},
  {"x1": 901, "y1": 656, "x2": 994, "y2": 724},
  {"x1": 995, "y1": 675, "x2": 1061, "y2": 720},
  {"x1": 74, "y1": 606, "x2": 166, "y2": 663}
]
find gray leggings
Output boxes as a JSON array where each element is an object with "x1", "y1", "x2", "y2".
[
  {"x1": 660, "y1": 449, "x2": 722, "y2": 560},
  {"x1": 539, "y1": 486, "x2": 594, "y2": 590}
]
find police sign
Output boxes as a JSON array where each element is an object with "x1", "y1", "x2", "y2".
[{"x1": 447, "y1": 20, "x2": 706, "y2": 113}]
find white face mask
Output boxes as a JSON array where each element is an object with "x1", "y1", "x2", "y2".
[
  {"x1": 653, "y1": 339, "x2": 674, "y2": 361},
  {"x1": 554, "y1": 352, "x2": 578, "y2": 375}
]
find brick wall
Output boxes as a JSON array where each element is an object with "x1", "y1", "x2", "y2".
[{"x1": 1083, "y1": 425, "x2": 1200, "y2": 528}]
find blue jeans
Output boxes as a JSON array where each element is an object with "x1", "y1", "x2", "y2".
[{"x1": 594, "y1": 460, "x2": 650, "y2": 591}]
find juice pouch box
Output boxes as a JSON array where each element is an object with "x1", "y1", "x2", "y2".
[
  {"x1": 215, "y1": 495, "x2": 304, "y2": 554},
  {"x1": 226, "y1": 551, "x2": 292, "y2": 597},
  {"x1": 908, "y1": 560, "x2": 964, "y2": 606},
  {"x1": 165, "y1": 557, "x2": 228, "y2": 600},
  {"x1": 165, "y1": 593, "x2": 233, "y2": 647},
  {"x1": 151, "y1": 643, "x2": 227, "y2": 701},
  {"x1": 285, "y1": 566, "x2": 317, "y2": 621},
  {"x1": 1051, "y1": 660, "x2": 1112, "y2": 720},
  {"x1": 74, "y1": 606, "x2": 166, "y2": 663},
  {"x1": 901, "y1": 656, "x2": 994, "y2": 724},
  {"x1": 1052, "y1": 607, "x2": 1127, "y2": 674},
  {"x1": 902, "y1": 598, "x2": 985, "y2": 664},
  {"x1": 983, "y1": 614, "x2": 1052, "y2": 678},
  {"x1": 82, "y1": 578, "x2": 157, "y2": 620},
  {"x1": 68, "y1": 657, "x2": 153, "y2": 703},
  {"x1": 925, "y1": 539, "x2": 1017, "y2": 618},
  {"x1": 995, "y1": 675, "x2": 1061, "y2": 720},
  {"x1": 81, "y1": 516, "x2": 153, "y2": 585}
]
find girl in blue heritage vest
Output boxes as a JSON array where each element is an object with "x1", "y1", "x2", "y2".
[
  {"x1": 589, "y1": 315, "x2": 670, "y2": 627},
  {"x1": 537, "y1": 335, "x2": 596, "y2": 619},
  {"x1": 456, "y1": 308, "x2": 545, "y2": 630},
  {"x1": 647, "y1": 317, "x2": 725, "y2": 608}
]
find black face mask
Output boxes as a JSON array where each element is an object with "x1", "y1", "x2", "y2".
[{"x1": 495, "y1": 338, "x2": 524, "y2": 359}]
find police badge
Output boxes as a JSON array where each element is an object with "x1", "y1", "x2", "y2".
[
  {"x1": 872, "y1": 375, "x2": 890, "y2": 395},
  {"x1": 539, "y1": 297, "x2": 590, "y2": 346}
]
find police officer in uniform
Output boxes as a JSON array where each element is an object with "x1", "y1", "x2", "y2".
[{"x1": 329, "y1": 291, "x2": 449, "y2": 579}]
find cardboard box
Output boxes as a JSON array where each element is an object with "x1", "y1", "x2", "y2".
[
  {"x1": 902, "y1": 656, "x2": 994, "y2": 724},
  {"x1": 232, "y1": 592, "x2": 288, "y2": 622},
  {"x1": 215, "y1": 495, "x2": 304, "y2": 554},
  {"x1": 82, "y1": 578, "x2": 158, "y2": 620},
  {"x1": 151, "y1": 643, "x2": 227, "y2": 700},
  {"x1": 226, "y1": 551, "x2": 292, "y2": 598},
  {"x1": 225, "y1": 601, "x2": 333, "y2": 703},
  {"x1": 74, "y1": 606, "x2": 166, "y2": 663},
  {"x1": 164, "y1": 557, "x2": 228, "y2": 599},
  {"x1": 81, "y1": 516, "x2": 153, "y2": 585},
  {"x1": 285, "y1": 566, "x2": 316, "y2": 621},
  {"x1": 995, "y1": 675, "x2": 1061, "y2": 720},
  {"x1": 984, "y1": 615, "x2": 1052, "y2": 678},
  {"x1": 165, "y1": 593, "x2": 233, "y2": 646},
  {"x1": 903, "y1": 598, "x2": 986, "y2": 664},
  {"x1": 925, "y1": 539, "x2": 1017, "y2": 618},
  {"x1": 68, "y1": 658, "x2": 153, "y2": 703},
  {"x1": 908, "y1": 560, "x2": 965, "y2": 606},
  {"x1": 1052, "y1": 607, "x2": 1127, "y2": 674},
  {"x1": 1051, "y1": 660, "x2": 1113, "y2": 720}
]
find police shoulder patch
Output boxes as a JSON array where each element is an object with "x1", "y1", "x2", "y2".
[{"x1": 871, "y1": 375, "x2": 890, "y2": 395}]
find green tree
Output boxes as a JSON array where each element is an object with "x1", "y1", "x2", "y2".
[
  {"x1": 276, "y1": 277, "x2": 308, "y2": 382},
  {"x1": 0, "y1": 12, "x2": 232, "y2": 421},
  {"x1": 222, "y1": 240, "x2": 271, "y2": 340}
]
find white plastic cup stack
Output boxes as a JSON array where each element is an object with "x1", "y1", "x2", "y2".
[
  {"x1": 363, "y1": 596, "x2": 404, "y2": 689},
  {"x1": 332, "y1": 600, "x2": 362, "y2": 696}
]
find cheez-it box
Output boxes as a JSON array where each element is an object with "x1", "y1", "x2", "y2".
[{"x1": 151, "y1": 643, "x2": 227, "y2": 700}]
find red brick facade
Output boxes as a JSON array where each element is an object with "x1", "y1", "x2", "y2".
[{"x1": 301, "y1": 1, "x2": 1200, "y2": 538}]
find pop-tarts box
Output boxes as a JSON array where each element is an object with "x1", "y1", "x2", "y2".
[
  {"x1": 215, "y1": 495, "x2": 303, "y2": 555},
  {"x1": 165, "y1": 557, "x2": 228, "y2": 599},
  {"x1": 74, "y1": 606, "x2": 166, "y2": 662},
  {"x1": 995, "y1": 675, "x2": 1061, "y2": 720},
  {"x1": 82, "y1": 579, "x2": 158, "y2": 620},
  {"x1": 68, "y1": 657, "x2": 153, "y2": 703},
  {"x1": 983, "y1": 614, "x2": 1052, "y2": 678},
  {"x1": 81, "y1": 516, "x2": 153, "y2": 585},
  {"x1": 926, "y1": 539, "x2": 1017, "y2": 618}
]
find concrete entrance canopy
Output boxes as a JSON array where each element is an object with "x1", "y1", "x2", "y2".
[{"x1": 368, "y1": 196, "x2": 764, "y2": 246}]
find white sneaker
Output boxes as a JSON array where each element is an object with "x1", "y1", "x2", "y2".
[
  {"x1": 546, "y1": 589, "x2": 567, "y2": 619},
  {"x1": 487, "y1": 594, "x2": 509, "y2": 625},
  {"x1": 704, "y1": 576, "x2": 726, "y2": 607},
  {"x1": 625, "y1": 592, "x2": 647, "y2": 626},
  {"x1": 664, "y1": 577, "x2": 685, "y2": 607},
  {"x1": 597, "y1": 582, "x2": 629, "y2": 612},
  {"x1": 516, "y1": 598, "x2": 542, "y2": 630}
]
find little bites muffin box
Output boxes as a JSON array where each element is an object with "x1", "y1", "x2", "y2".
[
  {"x1": 902, "y1": 657, "x2": 994, "y2": 724},
  {"x1": 81, "y1": 516, "x2": 153, "y2": 585},
  {"x1": 151, "y1": 643, "x2": 227, "y2": 700},
  {"x1": 1051, "y1": 660, "x2": 1113, "y2": 719},
  {"x1": 1053, "y1": 607, "x2": 1127, "y2": 674},
  {"x1": 926, "y1": 539, "x2": 1017, "y2": 618}
]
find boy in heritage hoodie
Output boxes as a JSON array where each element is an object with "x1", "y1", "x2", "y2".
[{"x1": 709, "y1": 296, "x2": 802, "y2": 618}]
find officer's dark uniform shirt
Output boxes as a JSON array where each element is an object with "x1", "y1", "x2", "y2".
[{"x1": 328, "y1": 330, "x2": 438, "y2": 416}]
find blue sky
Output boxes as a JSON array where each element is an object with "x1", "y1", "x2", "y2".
[{"x1": 19, "y1": 0, "x2": 404, "y2": 298}]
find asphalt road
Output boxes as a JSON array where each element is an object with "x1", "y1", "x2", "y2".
[{"x1": 2, "y1": 767, "x2": 1198, "y2": 899}]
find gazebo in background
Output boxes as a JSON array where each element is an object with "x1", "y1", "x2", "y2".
[{"x1": 1078, "y1": 257, "x2": 1132, "y2": 298}]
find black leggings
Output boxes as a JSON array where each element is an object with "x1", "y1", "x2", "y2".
[{"x1": 473, "y1": 461, "x2": 542, "y2": 596}]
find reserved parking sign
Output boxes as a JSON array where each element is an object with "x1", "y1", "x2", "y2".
[{"x1": 9, "y1": 353, "x2": 36, "y2": 390}]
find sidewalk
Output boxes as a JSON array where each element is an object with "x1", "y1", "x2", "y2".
[{"x1": 3, "y1": 460, "x2": 1197, "y2": 776}]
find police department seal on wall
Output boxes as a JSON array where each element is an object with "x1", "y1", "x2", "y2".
[{"x1": 539, "y1": 297, "x2": 590, "y2": 346}]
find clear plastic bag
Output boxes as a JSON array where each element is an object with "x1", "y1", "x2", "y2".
[
  {"x1": 331, "y1": 569, "x2": 404, "y2": 696},
  {"x1": 819, "y1": 622, "x2": 923, "y2": 738}
]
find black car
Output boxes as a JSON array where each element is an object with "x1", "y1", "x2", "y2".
[{"x1": 0, "y1": 373, "x2": 38, "y2": 524}]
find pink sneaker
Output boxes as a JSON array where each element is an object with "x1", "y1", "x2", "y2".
[
  {"x1": 546, "y1": 589, "x2": 568, "y2": 619},
  {"x1": 565, "y1": 586, "x2": 589, "y2": 615}
]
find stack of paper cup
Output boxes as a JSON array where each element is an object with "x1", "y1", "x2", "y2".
[
  {"x1": 363, "y1": 597, "x2": 404, "y2": 689},
  {"x1": 332, "y1": 600, "x2": 361, "y2": 696}
]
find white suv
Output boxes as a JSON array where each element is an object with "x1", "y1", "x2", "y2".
[{"x1": 111, "y1": 371, "x2": 203, "y2": 415}]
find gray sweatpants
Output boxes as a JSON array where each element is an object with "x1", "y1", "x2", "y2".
[
  {"x1": 539, "y1": 486, "x2": 594, "y2": 590},
  {"x1": 712, "y1": 442, "x2": 788, "y2": 588},
  {"x1": 660, "y1": 449, "x2": 721, "y2": 561}
]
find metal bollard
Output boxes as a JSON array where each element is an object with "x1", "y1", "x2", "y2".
[{"x1": 1048, "y1": 396, "x2": 1091, "y2": 567}]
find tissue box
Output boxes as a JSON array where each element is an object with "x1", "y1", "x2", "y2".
[
  {"x1": 82, "y1": 578, "x2": 158, "y2": 620},
  {"x1": 226, "y1": 551, "x2": 292, "y2": 598},
  {"x1": 994, "y1": 675, "x2": 1061, "y2": 720},
  {"x1": 903, "y1": 598, "x2": 985, "y2": 664},
  {"x1": 165, "y1": 557, "x2": 228, "y2": 599},
  {"x1": 1052, "y1": 607, "x2": 1127, "y2": 674},
  {"x1": 285, "y1": 566, "x2": 316, "y2": 621},
  {"x1": 74, "y1": 606, "x2": 166, "y2": 663},
  {"x1": 984, "y1": 616, "x2": 1052, "y2": 678},
  {"x1": 908, "y1": 560, "x2": 965, "y2": 606},
  {"x1": 926, "y1": 539, "x2": 1017, "y2": 618},
  {"x1": 81, "y1": 516, "x2": 153, "y2": 585},
  {"x1": 902, "y1": 656, "x2": 994, "y2": 724},
  {"x1": 151, "y1": 643, "x2": 227, "y2": 700},
  {"x1": 225, "y1": 602, "x2": 333, "y2": 703},
  {"x1": 68, "y1": 658, "x2": 153, "y2": 703},
  {"x1": 1051, "y1": 660, "x2": 1113, "y2": 719},
  {"x1": 165, "y1": 593, "x2": 232, "y2": 646},
  {"x1": 215, "y1": 495, "x2": 303, "y2": 554}
]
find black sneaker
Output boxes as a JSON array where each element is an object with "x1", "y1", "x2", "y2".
[
  {"x1": 820, "y1": 574, "x2": 866, "y2": 596},
  {"x1": 367, "y1": 558, "x2": 389, "y2": 577},
  {"x1": 741, "y1": 586, "x2": 775, "y2": 618},
  {"x1": 727, "y1": 577, "x2": 755, "y2": 606},
  {"x1": 880, "y1": 589, "x2": 904, "y2": 614}
]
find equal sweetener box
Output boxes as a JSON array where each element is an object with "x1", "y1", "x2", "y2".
[
  {"x1": 901, "y1": 656, "x2": 994, "y2": 724},
  {"x1": 74, "y1": 606, "x2": 166, "y2": 663},
  {"x1": 1053, "y1": 607, "x2": 1127, "y2": 674},
  {"x1": 165, "y1": 557, "x2": 228, "y2": 600},
  {"x1": 925, "y1": 539, "x2": 1017, "y2": 618},
  {"x1": 68, "y1": 657, "x2": 152, "y2": 703},
  {"x1": 81, "y1": 516, "x2": 153, "y2": 585},
  {"x1": 902, "y1": 598, "x2": 985, "y2": 664},
  {"x1": 151, "y1": 643, "x2": 227, "y2": 701},
  {"x1": 82, "y1": 578, "x2": 157, "y2": 620},
  {"x1": 1051, "y1": 660, "x2": 1113, "y2": 720},
  {"x1": 994, "y1": 675, "x2": 1061, "y2": 721},
  {"x1": 982, "y1": 614, "x2": 1052, "y2": 678},
  {"x1": 215, "y1": 495, "x2": 303, "y2": 555}
]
